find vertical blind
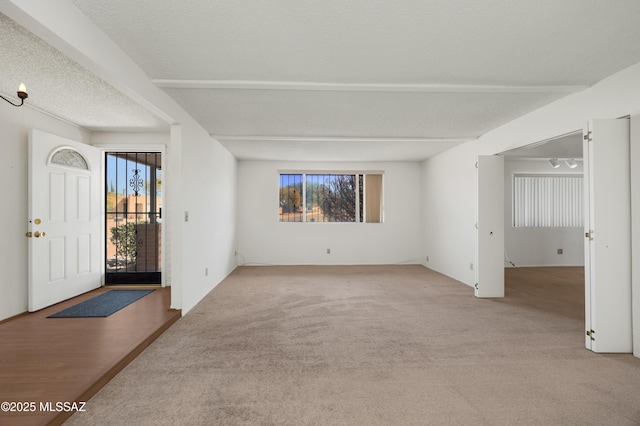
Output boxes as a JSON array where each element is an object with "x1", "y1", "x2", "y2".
[{"x1": 513, "y1": 175, "x2": 583, "y2": 227}]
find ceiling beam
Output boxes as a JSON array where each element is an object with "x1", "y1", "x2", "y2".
[
  {"x1": 210, "y1": 135, "x2": 478, "y2": 143},
  {"x1": 155, "y1": 79, "x2": 589, "y2": 94}
]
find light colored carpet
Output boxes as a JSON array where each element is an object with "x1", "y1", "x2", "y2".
[{"x1": 65, "y1": 265, "x2": 640, "y2": 425}]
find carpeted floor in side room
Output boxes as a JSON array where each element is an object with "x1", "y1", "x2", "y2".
[{"x1": 64, "y1": 265, "x2": 640, "y2": 425}]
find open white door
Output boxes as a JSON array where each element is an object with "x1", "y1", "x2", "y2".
[
  {"x1": 476, "y1": 155, "x2": 504, "y2": 298},
  {"x1": 28, "y1": 129, "x2": 102, "y2": 311},
  {"x1": 583, "y1": 119, "x2": 632, "y2": 352}
]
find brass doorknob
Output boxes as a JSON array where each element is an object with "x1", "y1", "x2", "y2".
[
  {"x1": 34, "y1": 231, "x2": 43, "y2": 238},
  {"x1": 26, "y1": 232, "x2": 32, "y2": 238}
]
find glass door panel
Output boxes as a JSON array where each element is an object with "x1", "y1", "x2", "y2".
[{"x1": 105, "y1": 152, "x2": 162, "y2": 284}]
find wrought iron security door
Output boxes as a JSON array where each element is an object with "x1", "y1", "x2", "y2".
[{"x1": 105, "y1": 152, "x2": 162, "y2": 284}]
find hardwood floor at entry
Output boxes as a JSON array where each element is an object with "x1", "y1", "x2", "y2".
[{"x1": 0, "y1": 286, "x2": 180, "y2": 426}]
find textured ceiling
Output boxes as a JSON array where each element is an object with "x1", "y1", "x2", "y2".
[
  {"x1": 0, "y1": 13, "x2": 167, "y2": 132},
  {"x1": 4, "y1": 1, "x2": 640, "y2": 160}
]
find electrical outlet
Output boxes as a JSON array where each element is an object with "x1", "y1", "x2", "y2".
[
  {"x1": 557, "y1": 248, "x2": 563, "y2": 255},
  {"x1": 426, "y1": 256, "x2": 429, "y2": 262},
  {"x1": 470, "y1": 263, "x2": 474, "y2": 271},
  {"x1": 184, "y1": 211, "x2": 189, "y2": 222},
  {"x1": 205, "y1": 268, "x2": 208, "y2": 276},
  {"x1": 326, "y1": 248, "x2": 331, "y2": 254}
]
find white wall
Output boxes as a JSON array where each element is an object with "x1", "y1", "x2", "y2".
[
  {"x1": 631, "y1": 116, "x2": 640, "y2": 357},
  {"x1": 421, "y1": 149, "x2": 477, "y2": 284},
  {"x1": 504, "y1": 159, "x2": 584, "y2": 267},
  {"x1": 0, "y1": 103, "x2": 90, "y2": 321},
  {"x1": 422, "y1": 61, "x2": 640, "y2": 288},
  {"x1": 181, "y1": 132, "x2": 237, "y2": 312},
  {"x1": 91, "y1": 132, "x2": 169, "y2": 147},
  {"x1": 237, "y1": 161, "x2": 422, "y2": 265}
]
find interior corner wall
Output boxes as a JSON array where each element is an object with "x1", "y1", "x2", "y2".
[
  {"x1": 0, "y1": 103, "x2": 90, "y2": 321},
  {"x1": 503, "y1": 160, "x2": 584, "y2": 268},
  {"x1": 420, "y1": 146, "x2": 478, "y2": 285},
  {"x1": 631, "y1": 115, "x2": 640, "y2": 357},
  {"x1": 179, "y1": 131, "x2": 238, "y2": 314},
  {"x1": 236, "y1": 160, "x2": 422, "y2": 265},
  {"x1": 421, "y1": 61, "x2": 640, "y2": 288}
]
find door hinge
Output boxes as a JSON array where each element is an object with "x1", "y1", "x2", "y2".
[
  {"x1": 474, "y1": 283, "x2": 479, "y2": 290},
  {"x1": 475, "y1": 162, "x2": 478, "y2": 169},
  {"x1": 583, "y1": 131, "x2": 592, "y2": 142},
  {"x1": 586, "y1": 329, "x2": 595, "y2": 341},
  {"x1": 585, "y1": 230, "x2": 593, "y2": 240}
]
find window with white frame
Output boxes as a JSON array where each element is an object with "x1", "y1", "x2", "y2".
[
  {"x1": 513, "y1": 174, "x2": 583, "y2": 227},
  {"x1": 279, "y1": 172, "x2": 383, "y2": 223}
]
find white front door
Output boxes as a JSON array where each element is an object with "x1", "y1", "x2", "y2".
[
  {"x1": 476, "y1": 155, "x2": 505, "y2": 298},
  {"x1": 28, "y1": 129, "x2": 102, "y2": 311},
  {"x1": 583, "y1": 119, "x2": 632, "y2": 352}
]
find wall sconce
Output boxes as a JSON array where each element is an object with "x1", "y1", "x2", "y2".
[
  {"x1": 548, "y1": 158, "x2": 560, "y2": 168},
  {"x1": 564, "y1": 159, "x2": 578, "y2": 169},
  {"x1": 1, "y1": 83, "x2": 28, "y2": 107}
]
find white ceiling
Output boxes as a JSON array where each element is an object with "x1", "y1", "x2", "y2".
[{"x1": 3, "y1": 1, "x2": 640, "y2": 160}]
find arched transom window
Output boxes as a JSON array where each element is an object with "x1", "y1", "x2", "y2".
[{"x1": 49, "y1": 148, "x2": 89, "y2": 170}]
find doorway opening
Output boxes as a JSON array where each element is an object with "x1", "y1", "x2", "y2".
[
  {"x1": 105, "y1": 152, "x2": 162, "y2": 285},
  {"x1": 501, "y1": 131, "x2": 585, "y2": 271},
  {"x1": 492, "y1": 132, "x2": 586, "y2": 331}
]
